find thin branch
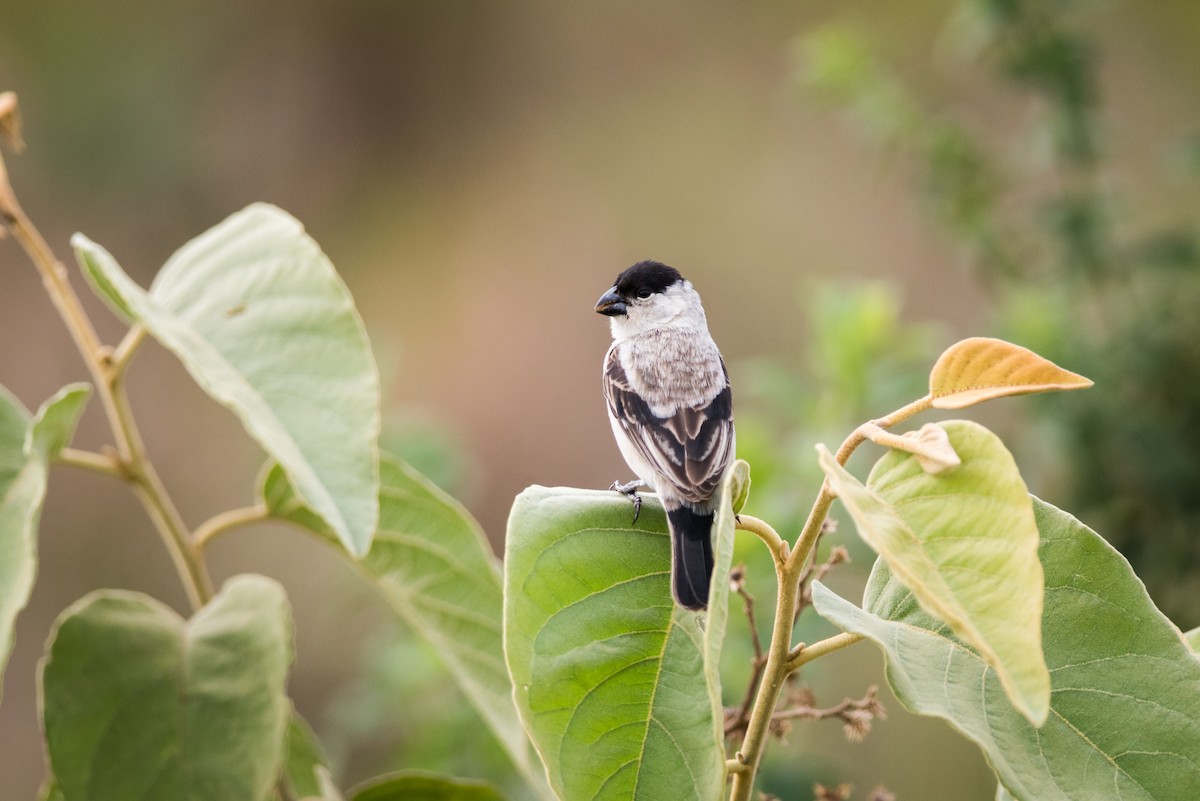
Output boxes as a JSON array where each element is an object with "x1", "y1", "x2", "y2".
[
  {"x1": 735, "y1": 514, "x2": 787, "y2": 563},
  {"x1": 56, "y1": 447, "x2": 125, "y2": 479},
  {"x1": 194, "y1": 504, "x2": 270, "y2": 550},
  {"x1": 771, "y1": 686, "x2": 886, "y2": 744},
  {"x1": 794, "y1": 542, "x2": 848, "y2": 623},
  {"x1": 1, "y1": 98, "x2": 213, "y2": 610},
  {"x1": 108, "y1": 377, "x2": 213, "y2": 608},
  {"x1": 786, "y1": 632, "x2": 865, "y2": 673},
  {"x1": 110, "y1": 323, "x2": 148, "y2": 377},
  {"x1": 729, "y1": 395, "x2": 933, "y2": 801},
  {"x1": 725, "y1": 566, "x2": 767, "y2": 739},
  {"x1": 727, "y1": 544, "x2": 801, "y2": 801}
]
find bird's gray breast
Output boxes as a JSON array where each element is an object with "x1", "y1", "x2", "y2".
[{"x1": 618, "y1": 328, "x2": 726, "y2": 417}]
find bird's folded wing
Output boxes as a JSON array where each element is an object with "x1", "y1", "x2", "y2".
[{"x1": 604, "y1": 350, "x2": 734, "y2": 505}]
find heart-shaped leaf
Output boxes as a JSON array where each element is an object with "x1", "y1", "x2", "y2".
[
  {"x1": 73, "y1": 204, "x2": 380, "y2": 555},
  {"x1": 818, "y1": 420, "x2": 1049, "y2": 724},
  {"x1": 503, "y1": 465, "x2": 743, "y2": 801},
  {"x1": 0, "y1": 383, "x2": 90, "y2": 704},
  {"x1": 929, "y1": 337, "x2": 1092, "y2": 409},
  {"x1": 41, "y1": 574, "x2": 293, "y2": 801},
  {"x1": 813, "y1": 497, "x2": 1200, "y2": 800}
]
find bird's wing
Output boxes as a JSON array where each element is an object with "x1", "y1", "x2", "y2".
[{"x1": 603, "y1": 347, "x2": 734, "y2": 505}]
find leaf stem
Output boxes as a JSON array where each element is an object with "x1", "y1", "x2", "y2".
[
  {"x1": 195, "y1": 504, "x2": 270, "y2": 550},
  {"x1": 786, "y1": 632, "x2": 865, "y2": 672},
  {"x1": 728, "y1": 394, "x2": 933, "y2": 801},
  {"x1": 110, "y1": 323, "x2": 148, "y2": 376},
  {"x1": 110, "y1": 377, "x2": 214, "y2": 608},
  {"x1": 736, "y1": 514, "x2": 786, "y2": 564},
  {"x1": 56, "y1": 447, "x2": 124, "y2": 479}
]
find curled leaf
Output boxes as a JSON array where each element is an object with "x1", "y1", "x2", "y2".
[
  {"x1": 863, "y1": 423, "x2": 961, "y2": 474},
  {"x1": 906, "y1": 423, "x2": 961, "y2": 474},
  {"x1": 930, "y1": 337, "x2": 1092, "y2": 409}
]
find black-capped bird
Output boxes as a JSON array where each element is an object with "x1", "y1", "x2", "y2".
[{"x1": 594, "y1": 261, "x2": 735, "y2": 611}]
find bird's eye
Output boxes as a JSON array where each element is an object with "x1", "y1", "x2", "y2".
[{"x1": 636, "y1": 288, "x2": 652, "y2": 299}]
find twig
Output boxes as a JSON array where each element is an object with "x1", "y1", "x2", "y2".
[
  {"x1": 57, "y1": 447, "x2": 124, "y2": 479},
  {"x1": 786, "y1": 632, "x2": 865, "y2": 673},
  {"x1": 794, "y1": 542, "x2": 848, "y2": 623},
  {"x1": 725, "y1": 566, "x2": 767, "y2": 739},
  {"x1": 771, "y1": 686, "x2": 885, "y2": 743},
  {"x1": 728, "y1": 395, "x2": 931, "y2": 801},
  {"x1": 736, "y1": 514, "x2": 787, "y2": 564},
  {"x1": 194, "y1": 504, "x2": 270, "y2": 550},
  {"x1": 0, "y1": 94, "x2": 213, "y2": 609}
]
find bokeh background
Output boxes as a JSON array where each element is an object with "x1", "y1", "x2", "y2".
[{"x1": 2, "y1": 1, "x2": 1198, "y2": 799}]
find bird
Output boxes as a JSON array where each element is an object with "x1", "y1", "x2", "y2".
[{"x1": 594, "y1": 260, "x2": 735, "y2": 611}]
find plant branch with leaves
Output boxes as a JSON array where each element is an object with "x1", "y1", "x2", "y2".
[
  {"x1": 0, "y1": 93, "x2": 547, "y2": 801},
  {"x1": 5, "y1": 86, "x2": 1200, "y2": 801}
]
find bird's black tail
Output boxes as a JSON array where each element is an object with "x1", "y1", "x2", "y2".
[{"x1": 667, "y1": 507, "x2": 715, "y2": 611}]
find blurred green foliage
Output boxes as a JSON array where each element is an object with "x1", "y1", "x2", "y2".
[
  {"x1": 322, "y1": 619, "x2": 522, "y2": 798},
  {"x1": 727, "y1": 283, "x2": 942, "y2": 799},
  {"x1": 798, "y1": 0, "x2": 1200, "y2": 626}
]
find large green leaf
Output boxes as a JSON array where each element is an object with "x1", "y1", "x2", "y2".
[
  {"x1": 72, "y1": 204, "x2": 380, "y2": 555},
  {"x1": 817, "y1": 420, "x2": 1049, "y2": 724},
  {"x1": 813, "y1": 497, "x2": 1200, "y2": 801},
  {"x1": 503, "y1": 467, "x2": 743, "y2": 801},
  {"x1": 260, "y1": 455, "x2": 550, "y2": 799},
  {"x1": 0, "y1": 383, "x2": 90, "y2": 704},
  {"x1": 349, "y1": 771, "x2": 506, "y2": 801},
  {"x1": 41, "y1": 574, "x2": 293, "y2": 801}
]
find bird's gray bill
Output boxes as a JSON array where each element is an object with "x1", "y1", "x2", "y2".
[{"x1": 595, "y1": 288, "x2": 627, "y2": 316}]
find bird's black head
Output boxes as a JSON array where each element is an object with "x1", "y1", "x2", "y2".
[{"x1": 595, "y1": 260, "x2": 683, "y2": 317}]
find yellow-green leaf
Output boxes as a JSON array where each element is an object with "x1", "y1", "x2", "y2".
[
  {"x1": 929, "y1": 337, "x2": 1092, "y2": 409},
  {"x1": 817, "y1": 420, "x2": 1049, "y2": 724},
  {"x1": 814, "y1": 497, "x2": 1200, "y2": 800}
]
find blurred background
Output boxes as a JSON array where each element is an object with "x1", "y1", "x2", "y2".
[{"x1": 2, "y1": 1, "x2": 1198, "y2": 799}]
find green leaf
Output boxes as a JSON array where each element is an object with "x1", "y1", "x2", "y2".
[
  {"x1": 76, "y1": 241, "x2": 136, "y2": 321},
  {"x1": 503, "y1": 467, "x2": 743, "y2": 801},
  {"x1": 37, "y1": 776, "x2": 65, "y2": 801},
  {"x1": 260, "y1": 455, "x2": 550, "y2": 799},
  {"x1": 27, "y1": 384, "x2": 92, "y2": 459},
  {"x1": 281, "y1": 712, "x2": 336, "y2": 800},
  {"x1": 349, "y1": 771, "x2": 506, "y2": 801},
  {"x1": 0, "y1": 383, "x2": 90, "y2": 705},
  {"x1": 1186, "y1": 626, "x2": 1200, "y2": 652},
  {"x1": 72, "y1": 204, "x2": 380, "y2": 555},
  {"x1": 41, "y1": 575, "x2": 293, "y2": 801},
  {"x1": 817, "y1": 420, "x2": 1049, "y2": 724},
  {"x1": 813, "y1": 497, "x2": 1200, "y2": 801}
]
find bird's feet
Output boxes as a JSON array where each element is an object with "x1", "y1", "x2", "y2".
[{"x1": 609, "y1": 479, "x2": 646, "y2": 524}]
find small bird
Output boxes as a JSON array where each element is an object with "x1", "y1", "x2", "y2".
[{"x1": 595, "y1": 261, "x2": 735, "y2": 610}]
